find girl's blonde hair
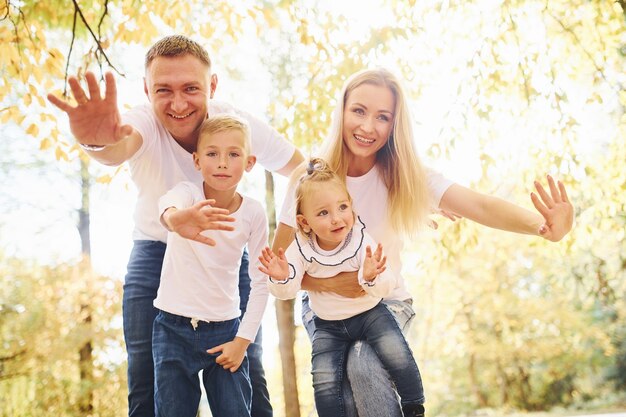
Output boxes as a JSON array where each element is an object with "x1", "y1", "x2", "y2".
[
  {"x1": 294, "y1": 157, "x2": 353, "y2": 237},
  {"x1": 321, "y1": 68, "x2": 431, "y2": 235}
]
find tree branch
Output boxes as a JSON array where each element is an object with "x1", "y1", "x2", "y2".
[
  {"x1": 63, "y1": 8, "x2": 78, "y2": 97},
  {"x1": 503, "y1": 3, "x2": 531, "y2": 106},
  {"x1": 71, "y1": 0, "x2": 123, "y2": 76},
  {"x1": 95, "y1": 0, "x2": 110, "y2": 73},
  {"x1": 543, "y1": 4, "x2": 613, "y2": 88}
]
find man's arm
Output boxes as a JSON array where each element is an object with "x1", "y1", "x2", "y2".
[
  {"x1": 275, "y1": 149, "x2": 305, "y2": 177},
  {"x1": 47, "y1": 71, "x2": 142, "y2": 166}
]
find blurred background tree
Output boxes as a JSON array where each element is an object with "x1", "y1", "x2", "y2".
[{"x1": 1, "y1": 0, "x2": 624, "y2": 416}]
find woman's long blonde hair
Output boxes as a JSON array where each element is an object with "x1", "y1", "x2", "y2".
[{"x1": 321, "y1": 68, "x2": 431, "y2": 236}]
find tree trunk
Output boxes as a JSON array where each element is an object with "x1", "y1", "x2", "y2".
[
  {"x1": 465, "y1": 311, "x2": 489, "y2": 407},
  {"x1": 78, "y1": 158, "x2": 94, "y2": 415},
  {"x1": 264, "y1": 170, "x2": 301, "y2": 417}
]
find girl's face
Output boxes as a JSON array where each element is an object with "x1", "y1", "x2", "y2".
[
  {"x1": 342, "y1": 83, "x2": 396, "y2": 171},
  {"x1": 296, "y1": 182, "x2": 355, "y2": 251}
]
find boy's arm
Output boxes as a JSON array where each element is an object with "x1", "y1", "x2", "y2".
[
  {"x1": 206, "y1": 203, "x2": 270, "y2": 373},
  {"x1": 235, "y1": 205, "x2": 271, "y2": 342},
  {"x1": 158, "y1": 184, "x2": 236, "y2": 246},
  {"x1": 47, "y1": 71, "x2": 143, "y2": 166}
]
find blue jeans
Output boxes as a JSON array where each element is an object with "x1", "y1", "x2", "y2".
[
  {"x1": 302, "y1": 295, "x2": 418, "y2": 417},
  {"x1": 309, "y1": 302, "x2": 424, "y2": 417},
  {"x1": 153, "y1": 311, "x2": 251, "y2": 417},
  {"x1": 122, "y1": 240, "x2": 272, "y2": 417}
]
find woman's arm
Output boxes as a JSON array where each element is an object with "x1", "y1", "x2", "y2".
[
  {"x1": 439, "y1": 175, "x2": 573, "y2": 242},
  {"x1": 271, "y1": 222, "x2": 366, "y2": 298}
]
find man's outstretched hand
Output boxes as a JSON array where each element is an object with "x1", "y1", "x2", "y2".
[{"x1": 47, "y1": 71, "x2": 133, "y2": 147}]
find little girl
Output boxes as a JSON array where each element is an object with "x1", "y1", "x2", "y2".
[{"x1": 259, "y1": 158, "x2": 426, "y2": 417}]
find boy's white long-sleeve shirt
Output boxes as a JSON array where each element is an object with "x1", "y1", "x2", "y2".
[
  {"x1": 267, "y1": 217, "x2": 396, "y2": 320},
  {"x1": 155, "y1": 181, "x2": 269, "y2": 341}
]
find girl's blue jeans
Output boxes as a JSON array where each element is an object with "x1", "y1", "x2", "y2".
[{"x1": 302, "y1": 294, "x2": 419, "y2": 417}]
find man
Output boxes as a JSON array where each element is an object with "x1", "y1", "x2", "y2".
[{"x1": 48, "y1": 35, "x2": 303, "y2": 417}]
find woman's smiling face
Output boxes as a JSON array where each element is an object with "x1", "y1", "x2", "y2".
[{"x1": 342, "y1": 83, "x2": 396, "y2": 169}]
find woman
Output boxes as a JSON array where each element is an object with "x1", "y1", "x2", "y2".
[{"x1": 272, "y1": 68, "x2": 573, "y2": 417}]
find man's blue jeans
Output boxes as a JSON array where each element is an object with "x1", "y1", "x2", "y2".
[
  {"x1": 152, "y1": 311, "x2": 251, "y2": 417},
  {"x1": 302, "y1": 295, "x2": 418, "y2": 417},
  {"x1": 309, "y1": 302, "x2": 424, "y2": 417},
  {"x1": 122, "y1": 240, "x2": 272, "y2": 417}
]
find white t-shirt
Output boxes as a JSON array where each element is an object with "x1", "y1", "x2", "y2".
[
  {"x1": 123, "y1": 101, "x2": 296, "y2": 242},
  {"x1": 155, "y1": 181, "x2": 269, "y2": 342},
  {"x1": 278, "y1": 165, "x2": 454, "y2": 301},
  {"x1": 268, "y1": 217, "x2": 395, "y2": 320}
]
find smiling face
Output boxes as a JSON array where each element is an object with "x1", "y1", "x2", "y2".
[
  {"x1": 144, "y1": 54, "x2": 217, "y2": 151},
  {"x1": 296, "y1": 182, "x2": 355, "y2": 251},
  {"x1": 193, "y1": 128, "x2": 255, "y2": 195},
  {"x1": 341, "y1": 83, "x2": 396, "y2": 172}
]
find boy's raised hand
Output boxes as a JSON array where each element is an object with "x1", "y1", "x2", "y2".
[
  {"x1": 362, "y1": 243, "x2": 387, "y2": 282},
  {"x1": 47, "y1": 71, "x2": 134, "y2": 146},
  {"x1": 163, "y1": 200, "x2": 235, "y2": 246},
  {"x1": 530, "y1": 175, "x2": 574, "y2": 242},
  {"x1": 258, "y1": 247, "x2": 289, "y2": 280},
  {"x1": 207, "y1": 337, "x2": 250, "y2": 372}
]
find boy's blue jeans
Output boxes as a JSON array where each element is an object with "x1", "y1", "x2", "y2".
[
  {"x1": 152, "y1": 311, "x2": 251, "y2": 417},
  {"x1": 122, "y1": 240, "x2": 272, "y2": 417},
  {"x1": 302, "y1": 295, "x2": 419, "y2": 417}
]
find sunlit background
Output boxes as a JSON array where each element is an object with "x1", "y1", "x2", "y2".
[{"x1": 1, "y1": 1, "x2": 625, "y2": 416}]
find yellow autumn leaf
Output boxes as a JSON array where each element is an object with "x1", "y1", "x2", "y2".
[
  {"x1": 39, "y1": 138, "x2": 52, "y2": 150},
  {"x1": 0, "y1": 110, "x2": 11, "y2": 124},
  {"x1": 26, "y1": 123, "x2": 39, "y2": 137},
  {"x1": 55, "y1": 146, "x2": 68, "y2": 161},
  {"x1": 96, "y1": 174, "x2": 113, "y2": 184}
]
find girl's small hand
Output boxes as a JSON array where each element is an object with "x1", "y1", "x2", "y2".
[
  {"x1": 362, "y1": 243, "x2": 387, "y2": 282},
  {"x1": 207, "y1": 337, "x2": 250, "y2": 372},
  {"x1": 258, "y1": 247, "x2": 289, "y2": 280},
  {"x1": 530, "y1": 175, "x2": 574, "y2": 242}
]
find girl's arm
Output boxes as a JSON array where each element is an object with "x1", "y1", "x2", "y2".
[
  {"x1": 438, "y1": 176, "x2": 573, "y2": 242},
  {"x1": 358, "y1": 242, "x2": 395, "y2": 298}
]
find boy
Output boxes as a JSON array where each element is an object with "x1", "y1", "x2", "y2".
[{"x1": 153, "y1": 115, "x2": 268, "y2": 417}]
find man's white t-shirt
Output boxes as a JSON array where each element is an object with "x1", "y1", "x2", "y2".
[
  {"x1": 278, "y1": 165, "x2": 454, "y2": 301},
  {"x1": 123, "y1": 101, "x2": 296, "y2": 242}
]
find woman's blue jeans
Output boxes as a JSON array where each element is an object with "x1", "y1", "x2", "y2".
[
  {"x1": 302, "y1": 294, "x2": 418, "y2": 417},
  {"x1": 122, "y1": 240, "x2": 271, "y2": 417}
]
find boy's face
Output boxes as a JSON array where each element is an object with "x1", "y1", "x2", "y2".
[
  {"x1": 144, "y1": 54, "x2": 218, "y2": 148},
  {"x1": 193, "y1": 130, "x2": 256, "y2": 193}
]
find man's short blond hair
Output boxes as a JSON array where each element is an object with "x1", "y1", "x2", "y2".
[
  {"x1": 197, "y1": 115, "x2": 251, "y2": 153},
  {"x1": 145, "y1": 35, "x2": 211, "y2": 70}
]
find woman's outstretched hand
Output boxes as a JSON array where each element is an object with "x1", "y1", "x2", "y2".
[{"x1": 530, "y1": 175, "x2": 574, "y2": 242}]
